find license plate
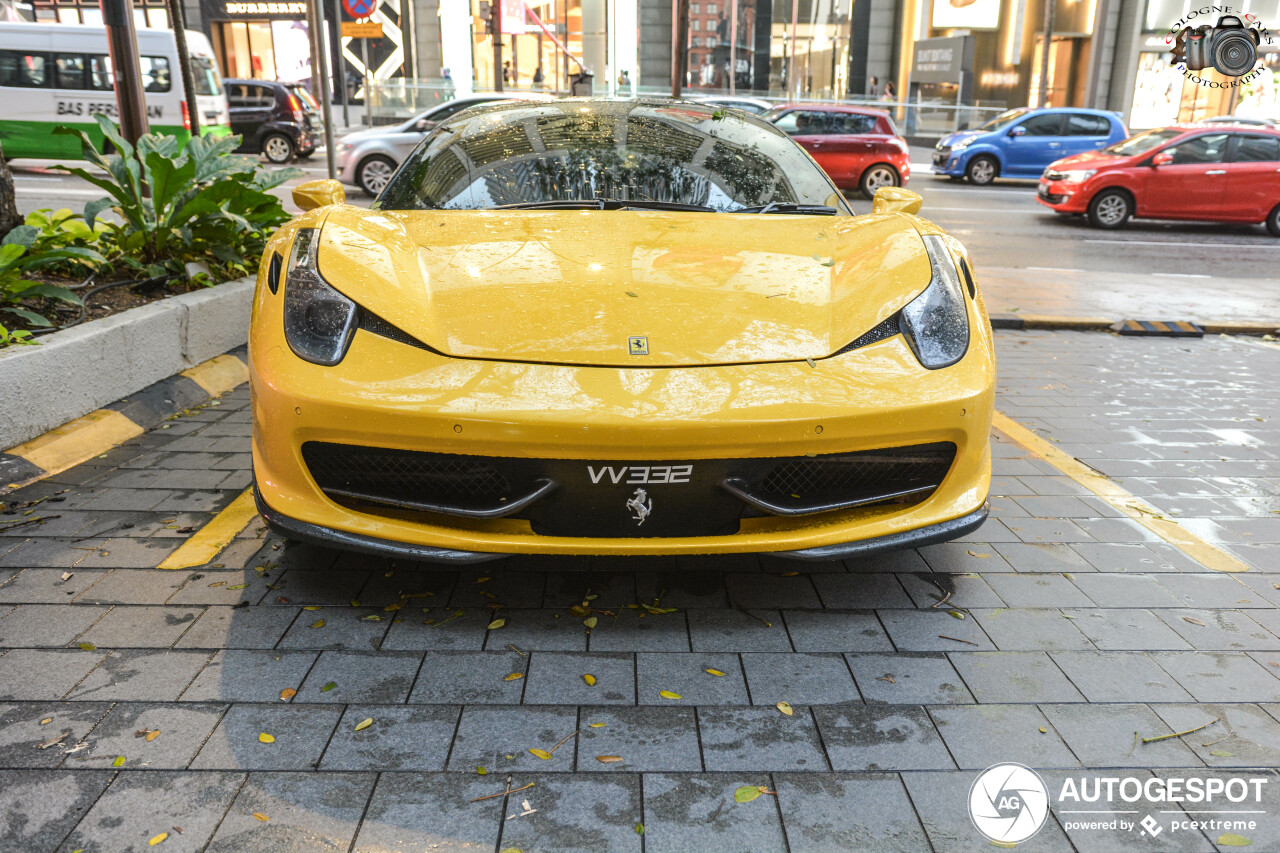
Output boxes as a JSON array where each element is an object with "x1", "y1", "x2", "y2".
[{"x1": 1038, "y1": 180, "x2": 1049, "y2": 195}]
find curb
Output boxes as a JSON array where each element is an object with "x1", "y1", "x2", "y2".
[
  {"x1": 0, "y1": 275, "x2": 254, "y2": 450},
  {"x1": 990, "y1": 314, "x2": 1280, "y2": 336},
  {"x1": 0, "y1": 346, "x2": 248, "y2": 493}
]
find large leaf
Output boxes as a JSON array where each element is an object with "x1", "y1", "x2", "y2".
[
  {"x1": 11, "y1": 282, "x2": 83, "y2": 305},
  {"x1": 0, "y1": 244, "x2": 25, "y2": 276},
  {"x1": 1, "y1": 306, "x2": 54, "y2": 326},
  {"x1": 144, "y1": 151, "x2": 198, "y2": 223},
  {"x1": 1, "y1": 225, "x2": 38, "y2": 249},
  {"x1": 93, "y1": 113, "x2": 136, "y2": 163},
  {"x1": 52, "y1": 123, "x2": 115, "y2": 172},
  {"x1": 22, "y1": 246, "x2": 105, "y2": 270},
  {"x1": 84, "y1": 198, "x2": 116, "y2": 230}
]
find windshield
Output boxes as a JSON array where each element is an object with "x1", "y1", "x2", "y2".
[
  {"x1": 977, "y1": 108, "x2": 1029, "y2": 131},
  {"x1": 1104, "y1": 128, "x2": 1182, "y2": 156},
  {"x1": 378, "y1": 100, "x2": 847, "y2": 213}
]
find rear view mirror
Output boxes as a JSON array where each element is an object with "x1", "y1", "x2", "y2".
[
  {"x1": 872, "y1": 187, "x2": 923, "y2": 215},
  {"x1": 292, "y1": 179, "x2": 346, "y2": 211},
  {"x1": 1151, "y1": 150, "x2": 1174, "y2": 166}
]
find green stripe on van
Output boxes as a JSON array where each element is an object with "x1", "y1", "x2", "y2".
[{"x1": 0, "y1": 119, "x2": 231, "y2": 161}]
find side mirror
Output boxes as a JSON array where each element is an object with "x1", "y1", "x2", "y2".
[
  {"x1": 292, "y1": 179, "x2": 346, "y2": 211},
  {"x1": 1151, "y1": 150, "x2": 1174, "y2": 166},
  {"x1": 872, "y1": 186, "x2": 923, "y2": 216},
  {"x1": 1008, "y1": 125, "x2": 1027, "y2": 137},
  {"x1": 413, "y1": 118, "x2": 435, "y2": 133}
]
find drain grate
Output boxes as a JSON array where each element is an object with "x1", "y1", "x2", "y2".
[{"x1": 1112, "y1": 320, "x2": 1204, "y2": 338}]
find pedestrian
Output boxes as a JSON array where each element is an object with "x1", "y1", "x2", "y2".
[
  {"x1": 881, "y1": 80, "x2": 896, "y2": 101},
  {"x1": 868, "y1": 75, "x2": 879, "y2": 97},
  {"x1": 503, "y1": 60, "x2": 512, "y2": 84},
  {"x1": 617, "y1": 69, "x2": 631, "y2": 94},
  {"x1": 532, "y1": 64, "x2": 545, "y2": 89}
]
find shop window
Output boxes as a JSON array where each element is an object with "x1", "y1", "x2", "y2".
[
  {"x1": 1231, "y1": 135, "x2": 1280, "y2": 163},
  {"x1": 0, "y1": 50, "x2": 48, "y2": 88},
  {"x1": 1066, "y1": 114, "x2": 1110, "y2": 136}
]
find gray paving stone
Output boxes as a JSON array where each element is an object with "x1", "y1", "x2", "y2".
[
  {"x1": 409, "y1": 650, "x2": 528, "y2": 703},
  {"x1": 1155, "y1": 609, "x2": 1280, "y2": 651},
  {"x1": 930, "y1": 704, "x2": 1080, "y2": 769},
  {"x1": 205, "y1": 771, "x2": 375, "y2": 853},
  {"x1": 0, "y1": 568, "x2": 109, "y2": 603},
  {"x1": 319, "y1": 704, "x2": 459, "y2": 770},
  {"x1": 67, "y1": 649, "x2": 211, "y2": 702},
  {"x1": 523, "y1": 651, "x2": 635, "y2": 705},
  {"x1": 877, "y1": 609, "x2": 996, "y2": 651},
  {"x1": 542, "y1": 570, "x2": 636, "y2": 610},
  {"x1": 1155, "y1": 574, "x2": 1269, "y2": 610},
  {"x1": 448, "y1": 570, "x2": 546, "y2": 608},
  {"x1": 586, "y1": 607, "x2": 691, "y2": 652},
  {"x1": 740, "y1": 652, "x2": 859, "y2": 705},
  {"x1": 994, "y1": 542, "x2": 1097, "y2": 573},
  {"x1": 174, "y1": 605, "x2": 298, "y2": 649},
  {"x1": 0, "y1": 701, "x2": 112, "y2": 768},
  {"x1": 1071, "y1": 543, "x2": 1199, "y2": 573},
  {"x1": 634, "y1": 570, "x2": 730, "y2": 608},
  {"x1": 181, "y1": 650, "x2": 318, "y2": 703},
  {"x1": 1152, "y1": 651, "x2": 1280, "y2": 703},
  {"x1": 983, "y1": 573, "x2": 1096, "y2": 609},
  {"x1": 970, "y1": 608, "x2": 1095, "y2": 651},
  {"x1": 351, "y1": 772, "x2": 505, "y2": 853},
  {"x1": 70, "y1": 536, "x2": 186, "y2": 569},
  {"x1": 687, "y1": 609, "x2": 792, "y2": 652},
  {"x1": 349, "y1": 566, "x2": 455, "y2": 608},
  {"x1": 484, "y1": 609, "x2": 589, "y2": 652},
  {"x1": 0, "y1": 604, "x2": 109, "y2": 647},
  {"x1": 774, "y1": 773, "x2": 931, "y2": 853},
  {"x1": 0, "y1": 770, "x2": 113, "y2": 852},
  {"x1": 636, "y1": 652, "x2": 749, "y2": 706},
  {"x1": 814, "y1": 704, "x2": 953, "y2": 771},
  {"x1": 271, "y1": 568, "x2": 367, "y2": 606},
  {"x1": 1069, "y1": 574, "x2": 1184, "y2": 608},
  {"x1": 810, "y1": 573, "x2": 914, "y2": 609},
  {"x1": 901, "y1": 770, "x2": 1075, "y2": 852},
  {"x1": 77, "y1": 606, "x2": 203, "y2": 648},
  {"x1": 1050, "y1": 651, "x2": 1195, "y2": 703},
  {"x1": 845, "y1": 652, "x2": 974, "y2": 704},
  {"x1": 496, "y1": 774, "x2": 643, "y2": 853},
  {"x1": 948, "y1": 652, "x2": 1085, "y2": 703},
  {"x1": 842, "y1": 548, "x2": 931, "y2": 573},
  {"x1": 725, "y1": 573, "x2": 821, "y2": 609},
  {"x1": 62, "y1": 770, "x2": 244, "y2": 853},
  {"x1": 1038, "y1": 703, "x2": 1201, "y2": 768},
  {"x1": 277, "y1": 607, "x2": 394, "y2": 652},
  {"x1": 294, "y1": 650, "x2": 421, "y2": 703},
  {"x1": 379, "y1": 605, "x2": 489, "y2": 651},
  {"x1": 1152, "y1": 703, "x2": 1280, "y2": 767},
  {"x1": 781, "y1": 609, "x2": 893, "y2": 652},
  {"x1": 575, "y1": 706, "x2": 701, "y2": 772},
  {"x1": 190, "y1": 704, "x2": 343, "y2": 770},
  {"x1": 0, "y1": 648, "x2": 107, "y2": 700},
  {"x1": 642, "y1": 773, "x2": 788, "y2": 853},
  {"x1": 900, "y1": 571, "x2": 1007, "y2": 609},
  {"x1": 1066, "y1": 608, "x2": 1194, "y2": 651},
  {"x1": 697, "y1": 706, "x2": 827, "y2": 771},
  {"x1": 72, "y1": 569, "x2": 198, "y2": 604},
  {"x1": 74, "y1": 702, "x2": 228, "y2": 769},
  {"x1": 447, "y1": 705, "x2": 579, "y2": 772},
  {"x1": 165, "y1": 571, "x2": 275, "y2": 606},
  {"x1": 917, "y1": 544, "x2": 1015, "y2": 575}
]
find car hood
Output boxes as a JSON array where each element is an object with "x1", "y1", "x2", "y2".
[
  {"x1": 338, "y1": 126, "x2": 403, "y2": 145},
  {"x1": 1047, "y1": 149, "x2": 1121, "y2": 171},
  {"x1": 314, "y1": 207, "x2": 932, "y2": 367},
  {"x1": 940, "y1": 130, "x2": 984, "y2": 148}
]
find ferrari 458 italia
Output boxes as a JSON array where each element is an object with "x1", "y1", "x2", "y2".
[{"x1": 250, "y1": 98, "x2": 995, "y2": 563}]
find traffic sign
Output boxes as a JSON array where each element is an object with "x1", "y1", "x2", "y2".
[
  {"x1": 342, "y1": 0, "x2": 374, "y2": 18},
  {"x1": 341, "y1": 20, "x2": 383, "y2": 37}
]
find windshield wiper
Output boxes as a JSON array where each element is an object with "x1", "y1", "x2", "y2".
[
  {"x1": 737, "y1": 202, "x2": 838, "y2": 215},
  {"x1": 494, "y1": 200, "x2": 608, "y2": 210},
  {"x1": 613, "y1": 200, "x2": 716, "y2": 212}
]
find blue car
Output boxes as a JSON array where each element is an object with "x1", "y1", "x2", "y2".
[{"x1": 932, "y1": 107, "x2": 1128, "y2": 185}]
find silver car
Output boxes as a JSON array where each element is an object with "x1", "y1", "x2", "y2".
[{"x1": 336, "y1": 92, "x2": 555, "y2": 196}]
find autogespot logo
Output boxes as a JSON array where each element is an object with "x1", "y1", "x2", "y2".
[{"x1": 969, "y1": 763, "x2": 1051, "y2": 845}]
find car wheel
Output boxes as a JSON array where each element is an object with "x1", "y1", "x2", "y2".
[
  {"x1": 965, "y1": 156, "x2": 998, "y2": 185},
  {"x1": 357, "y1": 155, "x2": 397, "y2": 197},
  {"x1": 1087, "y1": 189, "x2": 1132, "y2": 229},
  {"x1": 859, "y1": 164, "x2": 900, "y2": 199},
  {"x1": 262, "y1": 133, "x2": 295, "y2": 164},
  {"x1": 1266, "y1": 203, "x2": 1280, "y2": 237}
]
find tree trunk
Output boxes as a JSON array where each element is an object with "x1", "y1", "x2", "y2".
[{"x1": 0, "y1": 141, "x2": 20, "y2": 240}]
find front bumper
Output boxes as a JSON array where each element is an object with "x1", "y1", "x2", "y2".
[
  {"x1": 1036, "y1": 178, "x2": 1089, "y2": 212},
  {"x1": 932, "y1": 147, "x2": 963, "y2": 176}
]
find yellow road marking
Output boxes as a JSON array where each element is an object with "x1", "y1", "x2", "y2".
[
  {"x1": 7, "y1": 410, "x2": 143, "y2": 481},
  {"x1": 181, "y1": 354, "x2": 249, "y2": 397},
  {"x1": 992, "y1": 411, "x2": 1251, "y2": 574},
  {"x1": 158, "y1": 488, "x2": 258, "y2": 569}
]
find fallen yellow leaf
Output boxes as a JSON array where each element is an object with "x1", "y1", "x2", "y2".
[
  {"x1": 529, "y1": 748, "x2": 552, "y2": 760},
  {"x1": 583, "y1": 674, "x2": 597, "y2": 686},
  {"x1": 487, "y1": 618, "x2": 506, "y2": 630},
  {"x1": 504, "y1": 672, "x2": 524, "y2": 681},
  {"x1": 252, "y1": 813, "x2": 269, "y2": 822},
  {"x1": 596, "y1": 755, "x2": 624, "y2": 763},
  {"x1": 112, "y1": 755, "x2": 126, "y2": 767},
  {"x1": 659, "y1": 690, "x2": 682, "y2": 700},
  {"x1": 476, "y1": 766, "x2": 487, "y2": 775},
  {"x1": 583, "y1": 616, "x2": 598, "y2": 629},
  {"x1": 588, "y1": 722, "x2": 606, "y2": 728},
  {"x1": 279, "y1": 688, "x2": 297, "y2": 701},
  {"x1": 77, "y1": 643, "x2": 96, "y2": 650},
  {"x1": 303, "y1": 605, "x2": 321, "y2": 610},
  {"x1": 258, "y1": 732, "x2": 275, "y2": 744},
  {"x1": 354, "y1": 718, "x2": 373, "y2": 732},
  {"x1": 149, "y1": 832, "x2": 168, "y2": 846},
  {"x1": 39, "y1": 718, "x2": 52, "y2": 725},
  {"x1": 145, "y1": 730, "x2": 160, "y2": 742},
  {"x1": 704, "y1": 669, "x2": 725, "y2": 677},
  {"x1": 776, "y1": 701, "x2": 794, "y2": 716},
  {"x1": 310, "y1": 619, "x2": 325, "y2": 628}
]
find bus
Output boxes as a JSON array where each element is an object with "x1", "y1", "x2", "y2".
[{"x1": 0, "y1": 22, "x2": 231, "y2": 161}]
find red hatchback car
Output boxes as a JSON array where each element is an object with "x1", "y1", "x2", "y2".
[
  {"x1": 763, "y1": 104, "x2": 911, "y2": 198},
  {"x1": 1038, "y1": 124, "x2": 1280, "y2": 235}
]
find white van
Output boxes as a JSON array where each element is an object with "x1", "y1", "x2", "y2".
[{"x1": 0, "y1": 22, "x2": 230, "y2": 160}]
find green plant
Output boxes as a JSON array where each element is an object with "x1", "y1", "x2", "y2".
[
  {"x1": 53, "y1": 115, "x2": 299, "y2": 280},
  {"x1": 0, "y1": 226, "x2": 91, "y2": 331},
  {"x1": 7, "y1": 208, "x2": 109, "y2": 277},
  {"x1": 0, "y1": 324, "x2": 36, "y2": 346}
]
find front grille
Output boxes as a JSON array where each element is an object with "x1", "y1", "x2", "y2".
[
  {"x1": 303, "y1": 442, "x2": 515, "y2": 509},
  {"x1": 755, "y1": 443, "x2": 954, "y2": 508}
]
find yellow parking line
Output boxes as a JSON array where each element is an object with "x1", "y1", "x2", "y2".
[
  {"x1": 992, "y1": 411, "x2": 1251, "y2": 574},
  {"x1": 7, "y1": 410, "x2": 143, "y2": 481},
  {"x1": 157, "y1": 487, "x2": 258, "y2": 570},
  {"x1": 181, "y1": 354, "x2": 250, "y2": 397}
]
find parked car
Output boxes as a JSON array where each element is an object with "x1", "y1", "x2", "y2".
[
  {"x1": 225, "y1": 78, "x2": 317, "y2": 163},
  {"x1": 336, "y1": 91, "x2": 554, "y2": 196},
  {"x1": 933, "y1": 107, "x2": 1128, "y2": 185},
  {"x1": 762, "y1": 103, "x2": 910, "y2": 198},
  {"x1": 1037, "y1": 124, "x2": 1280, "y2": 236},
  {"x1": 1201, "y1": 115, "x2": 1277, "y2": 127},
  {"x1": 690, "y1": 95, "x2": 774, "y2": 115}
]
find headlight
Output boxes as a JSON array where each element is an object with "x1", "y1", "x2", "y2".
[
  {"x1": 1059, "y1": 169, "x2": 1096, "y2": 183},
  {"x1": 951, "y1": 137, "x2": 975, "y2": 150},
  {"x1": 283, "y1": 228, "x2": 358, "y2": 365},
  {"x1": 898, "y1": 234, "x2": 970, "y2": 370},
  {"x1": 339, "y1": 142, "x2": 354, "y2": 151}
]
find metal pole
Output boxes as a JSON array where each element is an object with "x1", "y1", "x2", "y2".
[
  {"x1": 307, "y1": 0, "x2": 322, "y2": 99},
  {"x1": 789, "y1": 0, "x2": 798, "y2": 98},
  {"x1": 102, "y1": 0, "x2": 149, "y2": 145},
  {"x1": 313, "y1": 0, "x2": 337, "y2": 178},
  {"x1": 362, "y1": 38, "x2": 371, "y2": 128},
  {"x1": 333, "y1": 0, "x2": 350, "y2": 127},
  {"x1": 1038, "y1": 0, "x2": 1054, "y2": 107},
  {"x1": 167, "y1": 0, "x2": 200, "y2": 140},
  {"x1": 729, "y1": 0, "x2": 736, "y2": 95},
  {"x1": 671, "y1": 0, "x2": 689, "y2": 96},
  {"x1": 492, "y1": 0, "x2": 504, "y2": 91}
]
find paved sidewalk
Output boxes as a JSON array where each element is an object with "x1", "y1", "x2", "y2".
[{"x1": 0, "y1": 331, "x2": 1277, "y2": 851}]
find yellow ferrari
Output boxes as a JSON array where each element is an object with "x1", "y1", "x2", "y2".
[{"x1": 250, "y1": 99, "x2": 994, "y2": 563}]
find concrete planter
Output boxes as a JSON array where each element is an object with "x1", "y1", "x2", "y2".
[{"x1": 0, "y1": 275, "x2": 254, "y2": 449}]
